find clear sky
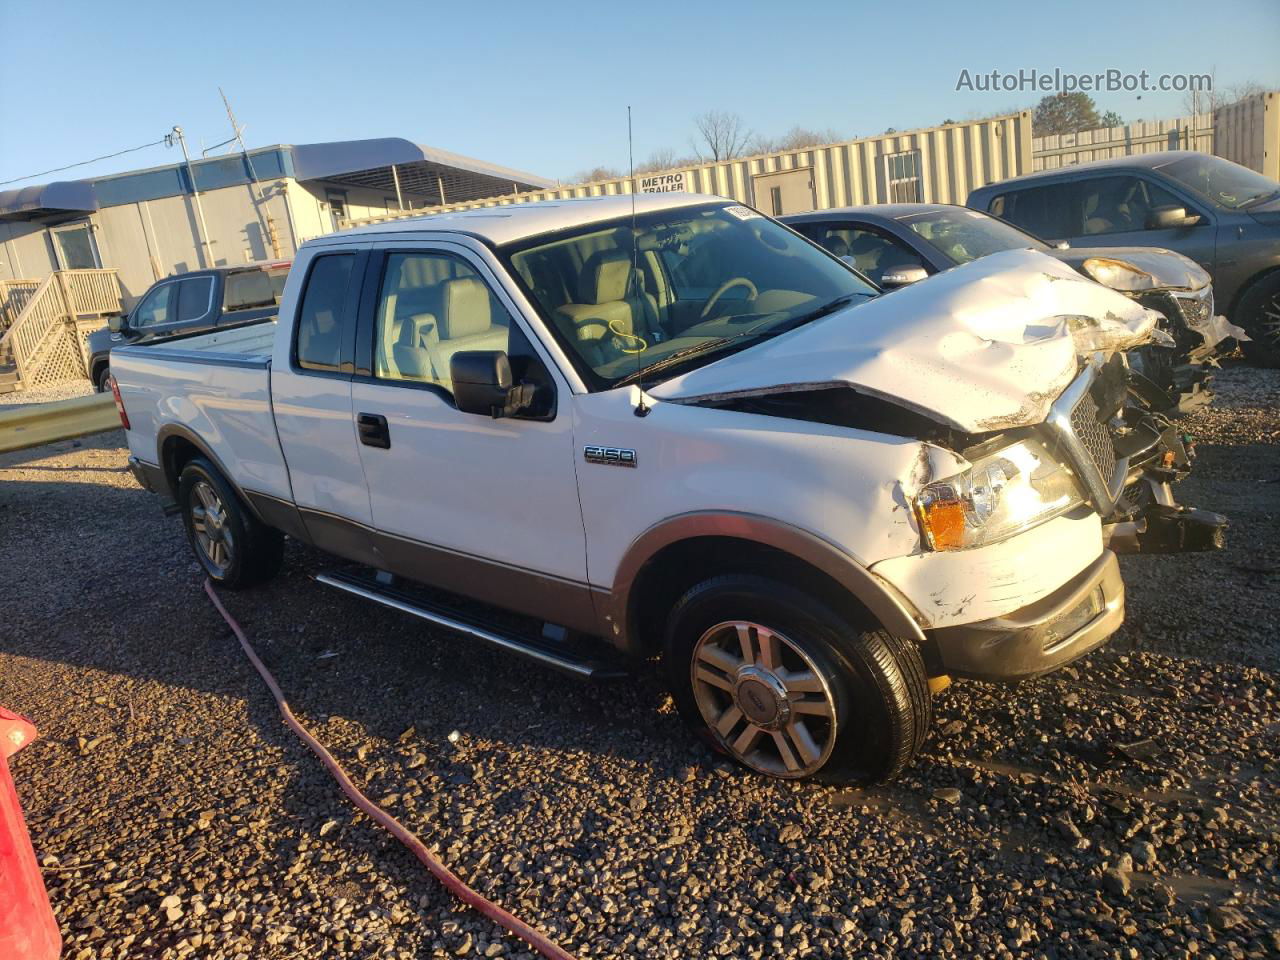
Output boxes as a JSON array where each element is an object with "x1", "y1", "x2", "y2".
[{"x1": 2, "y1": 0, "x2": 1277, "y2": 188}]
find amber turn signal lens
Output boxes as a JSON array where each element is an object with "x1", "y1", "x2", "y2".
[{"x1": 918, "y1": 498, "x2": 967, "y2": 550}]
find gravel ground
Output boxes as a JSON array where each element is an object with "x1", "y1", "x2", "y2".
[
  {"x1": 0, "y1": 365, "x2": 1276, "y2": 960},
  {"x1": 0, "y1": 378, "x2": 96, "y2": 407}
]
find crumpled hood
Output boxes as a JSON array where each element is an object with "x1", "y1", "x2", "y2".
[
  {"x1": 1050, "y1": 245, "x2": 1210, "y2": 291},
  {"x1": 651, "y1": 249, "x2": 1161, "y2": 434}
]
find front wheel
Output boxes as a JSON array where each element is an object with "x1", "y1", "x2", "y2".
[
  {"x1": 1237, "y1": 272, "x2": 1280, "y2": 368},
  {"x1": 664, "y1": 574, "x2": 931, "y2": 783},
  {"x1": 178, "y1": 457, "x2": 283, "y2": 589}
]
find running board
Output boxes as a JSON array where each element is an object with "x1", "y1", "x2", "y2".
[{"x1": 313, "y1": 571, "x2": 627, "y2": 680}]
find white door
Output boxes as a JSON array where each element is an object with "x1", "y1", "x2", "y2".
[
  {"x1": 270, "y1": 245, "x2": 378, "y2": 564},
  {"x1": 348, "y1": 243, "x2": 592, "y2": 626}
]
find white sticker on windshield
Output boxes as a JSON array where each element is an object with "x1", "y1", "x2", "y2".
[{"x1": 723, "y1": 204, "x2": 762, "y2": 220}]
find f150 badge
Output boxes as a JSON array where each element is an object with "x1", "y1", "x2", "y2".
[{"x1": 584, "y1": 445, "x2": 637, "y2": 468}]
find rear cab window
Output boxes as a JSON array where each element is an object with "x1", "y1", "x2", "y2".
[
  {"x1": 176, "y1": 276, "x2": 214, "y2": 323},
  {"x1": 295, "y1": 255, "x2": 356, "y2": 372}
]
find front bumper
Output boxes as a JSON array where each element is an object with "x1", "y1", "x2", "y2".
[{"x1": 927, "y1": 550, "x2": 1124, "y2": 681}]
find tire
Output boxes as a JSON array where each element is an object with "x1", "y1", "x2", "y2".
[
  {"x1": 664, "y1": 574, "x2": 931, "y2": 784},
  {"x1": 95, "y1": 365, "x2": 112, "y2": 393},
  {"x1": 1237, "y1": 272, "x2": 1280, "y2": 368},
  {"x1": 177, "y1": 457, "x2": 283, "y2": 589}
]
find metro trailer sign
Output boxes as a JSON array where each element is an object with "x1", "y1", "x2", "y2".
[{"x1": 637, "y1": 172, "x2": 687, "y2": 193}]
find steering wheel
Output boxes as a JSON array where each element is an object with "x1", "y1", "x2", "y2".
[{"x1": 700, "y1": 277, "x2": 758, "y2": 319}]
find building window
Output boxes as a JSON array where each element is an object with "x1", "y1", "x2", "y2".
[
  {"x1": 883, "y1": 150, "x2": 923, "y2": 203},
  {"x1": 769, "y1": 186, "x2": 783, "y2": 216}
]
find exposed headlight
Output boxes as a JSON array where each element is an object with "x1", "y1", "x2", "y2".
[
  {"x1": 1082, "y1": 257, "x2": 1158, "y2": 292},
  {"x1": 913, "y1": 438, "x2": 1083, "y2": 550}
]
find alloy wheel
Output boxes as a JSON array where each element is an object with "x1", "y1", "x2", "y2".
[
  {"x1": 1260, "y1": 291, "x2": 1280, "y2": 346},
  {"x1": 690, "y1": 620, "x2": 837, "y2": 778},
  {"x1": 190, "y1": 480, "x2": 234, "y2": 574}
]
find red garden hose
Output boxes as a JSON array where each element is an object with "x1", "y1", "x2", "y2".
[{"x1": 203, "y1": 579, "x2": 579, "y2": 960}]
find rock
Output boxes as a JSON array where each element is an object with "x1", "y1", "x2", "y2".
[
  {"x1": 833, "y1": 917, "x2": 856, "y2": 935},
  {"x1": 484, "y1": 943, "x2": 504, "y2": 957},
  {"x1": 1054, "y1": 815, "x2": 1082, "y2": 840},
  {"x1": 1131, "y1": 841, "x2": 1157, "y2": 868},
  {"x1": 320, "y1": 820, "x2": 339, "y2": 837},
  {"x1": 447, "y1": 730, "x2": 462, "y2": 744},
  {"x1": 1208, "y1": 905, "x2": 1245, "y2": 931},
  {"x1": 778, "y1": 824, "x2": 804, "y2": 844},
  {"x1": 933, "y1": 788, "x2": 962, "y2": 805},
  {"x1": 397, "y1": 726, "x2": 416, "y2": 742},
  {"x1": 453, "y1": 931, "x2": 474, "y2": 954},
  {"x1": 1116, "y1": 739, "x2": 1159, "y2": 761},
  {"x1": 1101, "y1": 868, "x2": 1131, "y2": 898}
]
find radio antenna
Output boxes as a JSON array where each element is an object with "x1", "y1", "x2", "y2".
[{"x1": 629, "y1": 105, "x2": 650, "y2": 417}]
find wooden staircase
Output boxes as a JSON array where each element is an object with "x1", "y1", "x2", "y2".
[{"x1": 0, "y1": 271, "x2": 122, "y2": 392}]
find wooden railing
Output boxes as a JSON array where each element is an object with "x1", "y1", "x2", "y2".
[
  {"x1": 0, "y1": 279, "x2": 40, "y2": 332},
  {"x1": 0, "y1": 269, "x2": 122, "y2": 388}
]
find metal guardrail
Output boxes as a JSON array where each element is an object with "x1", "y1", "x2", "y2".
[{"x1": 0, "y1": 393, "x2": 120, "y2": 454}]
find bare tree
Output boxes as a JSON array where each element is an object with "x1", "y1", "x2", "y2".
[
  {"x1": 691, "y1": 110, "x2": 752, "y2": 162},
  {"x1": 634, "y1": 147, "x2": 685, "y2": 174},
  {"x1": 1182, "y1": 73, "x2": 1266, "y2": 115},
  {"x1": 572, "y1": 165, "x2": 622, "y2": 183}
]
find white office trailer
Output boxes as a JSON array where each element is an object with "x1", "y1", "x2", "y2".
[{"x1": 0, "y1": 139, "x2": 555, "y2": 308}]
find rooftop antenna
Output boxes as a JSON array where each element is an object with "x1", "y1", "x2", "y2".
[
  {"x1": 220, "y1": 87, "x2": 281, "y2": 259},
  {"x1": 629, "y1": 105, "x2": 651, "y2": 418}
]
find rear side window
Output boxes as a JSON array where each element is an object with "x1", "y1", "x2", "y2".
[
  {"x1": 295, "y1": 254, "x2": 354, "y2": 372},
  {"x1": 224, "y1": 269, "x2": 277, "y2": 310},
  {"x1": 988, "y1": 183, "x2": 1079, "y2": 240},
  {"x1": 176, "y1": 277, "x2": 214, "y2": 322}
]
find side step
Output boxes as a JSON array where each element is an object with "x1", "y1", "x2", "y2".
[{"x1": 313, "y1": 570, "x2": 628, "y2": 680}]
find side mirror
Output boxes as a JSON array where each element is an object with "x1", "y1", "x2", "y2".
[
  {"x1": 1146, "y1": 205, "x2": 1201, "y2": 230},
  {"x1": 451, "y1": 350, "x2": 535, "y2": 418},
  {"x1": 879, "y1": 265, "x2": 929, "y2": 289},
  {"x1": 107, "y1": 314, "x2": 129, "y2": 334}
]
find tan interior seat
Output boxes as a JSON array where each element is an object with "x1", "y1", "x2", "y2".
[
  {"x1": 553, "y1": 250, "x2": 658, "y2": 367},
  {"x1": 427, "y1": 277, "x2": 509, "y2": 391},
  {"x1": 392, "y1": 313, "x2": 438, "y2": 380}
]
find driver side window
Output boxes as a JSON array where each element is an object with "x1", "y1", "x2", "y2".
[
  {"x1": 1077, "y1": 176, "x2": 1187, "y2": 236},
  {"x1": 373, "y1": 252, "x2": 511, "y2": 395},
  {"x1": 132, "y1": 283, "x2": 175, "y2": 328},
  {"x1": 812, "y1": 227, "x2": 925, "y2": 286}
]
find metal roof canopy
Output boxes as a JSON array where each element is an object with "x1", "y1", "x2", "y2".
[
  {"x1": 0, "y1": 181, "x2": 98, "y2": 221},
  {"x1": 292, "y1": 138, "x2": 556, "y2": 206}
]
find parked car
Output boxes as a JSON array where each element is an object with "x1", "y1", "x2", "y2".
[
  {"x1": 112, "y1": 195, "x2": 1196, "y2": 784},
  {"x1": 88, "y1": 261, "x2": 290, "y2": 392},
  {"x1": 967, "y1": 152, "x2": 1280, "y2": 366},
  {"x1": 782, "y1": 202, "x2": 1241, "y2": 406}
]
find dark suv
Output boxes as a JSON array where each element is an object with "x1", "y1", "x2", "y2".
[
  {"x1": 89, "y1": 261, "x2": 290, "y2": 391},
  {"x1": 968, "y1": 152, "x2": 1280, "y2": 365}
]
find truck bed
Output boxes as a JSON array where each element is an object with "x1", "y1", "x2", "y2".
[{"x1": 111, "y1": 318, "x2": 294, "y2": 503}]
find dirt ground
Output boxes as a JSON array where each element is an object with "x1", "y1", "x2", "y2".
[{"x1": 1, "y1": 367, "x2": 1277, "y2": 959}]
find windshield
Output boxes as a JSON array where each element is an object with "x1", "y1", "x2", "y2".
[
  {"x1": 1156, "y1": 154, "x2": 1280, "y2": 209},
  {"x1": 898, "y1": 208, "x2": 1048, "y2": 264},
  {"x1": 504, "y1": 203, "x2": 876, "y2": 389}
]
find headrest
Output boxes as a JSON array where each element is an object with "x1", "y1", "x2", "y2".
[
  {"x1": 439, "y1": 278, "x2": 491, "y2": 339},
  {"x1": 846, "y1": 234, "x2": 884, "y2": 256},
  {"x1": 397, "y1": 313, "x2": 434, "y2": 346},
  {"x1": 580, "y1": 250, "x2": 632, "y2": 304}
]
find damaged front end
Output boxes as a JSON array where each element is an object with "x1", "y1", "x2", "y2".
[
  {"x1": 658, "y1": 249, "x2": 1227, "y2": 557},
  {"x1": 1067, "y1": 250, "x2": 1250, "y2": 412}
]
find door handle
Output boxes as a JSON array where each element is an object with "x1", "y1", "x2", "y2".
[{"x1": 357, "y1": 412, "x2": 390, "y2": 449}]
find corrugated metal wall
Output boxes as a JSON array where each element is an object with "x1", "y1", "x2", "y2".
[
  {"x1": 346, "y1": 112, "x2": 1033, "y2": 226},
  {"x1": 1033, "y1": 114, "x2": 1215, "y2": 171},
  {"x1": 1031, "y1": 92, "x2": 1279, "y2": 179}
]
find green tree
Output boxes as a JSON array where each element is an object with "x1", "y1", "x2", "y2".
[
  {"x1": 1033, "y1": 93, "x2": 1102, "y2": 136},
  {"x1": 1099, "y1": 110, "x2": 1124, "y2": 128}
]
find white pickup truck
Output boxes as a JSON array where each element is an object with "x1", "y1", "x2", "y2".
[{"x1": 111, "y1": 194, "x2": 1168, "y2": 783}]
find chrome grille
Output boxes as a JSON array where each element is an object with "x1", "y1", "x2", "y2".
[
  {"x1": 1173, "y1": 288, "x2": 1214, "y2": 329},
  {"x1": 1068, "y1": 390, "x2": 1117, "y2": 488}
]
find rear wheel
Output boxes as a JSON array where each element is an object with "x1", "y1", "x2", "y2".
[
  {"x1": 95, "y1": 365, "x2": 112, "y2": 393},
  {"x1": 664, "y1": 574, "x2": 930, "y2": 783},
  {"x1": 178, "y1": 457, "x2": 283, "y2": 588},
  {"x1": 1237, "y1": 272, "x2": 1280, "y2": 368}
]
